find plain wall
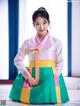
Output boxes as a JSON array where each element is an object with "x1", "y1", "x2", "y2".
[{"x1": 72, "y1": 1, "x2": 80, "y2": 76}]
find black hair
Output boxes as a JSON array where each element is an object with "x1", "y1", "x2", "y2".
[{"x1": 32, "y1": 7, "x2": 50, "y2": 23}]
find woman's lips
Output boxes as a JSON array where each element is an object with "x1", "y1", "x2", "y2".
[{"x1": 39, "y1": 30, "x2": 44, "y2": 32}]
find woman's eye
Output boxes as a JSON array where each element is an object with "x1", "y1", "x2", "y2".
[
  {"x1": 43, "y1": 20, "x2": 48, "y2": 25},
  {"x1": 36, "y1": 23, "x2": 39, "y2": 26},
  {"x1": 43, "y1": 22, "x2": 46, "y2": 25}
]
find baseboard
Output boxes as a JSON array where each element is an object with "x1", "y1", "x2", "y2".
[{"x1": 0, "y1": 80, "x2": 13, "y2": 84}]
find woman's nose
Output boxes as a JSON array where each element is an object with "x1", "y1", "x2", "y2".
[{"x1": 40, "y1": 24, "x2": 44, "y2": 29}]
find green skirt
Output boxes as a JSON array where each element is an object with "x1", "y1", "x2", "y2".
[{"x1": 9, "y1": 67, "x2": 69, "y2": 104}]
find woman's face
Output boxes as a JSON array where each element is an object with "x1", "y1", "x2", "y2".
[{"x1": 33, "y1": 16, "x2": 49, "y2": 37}]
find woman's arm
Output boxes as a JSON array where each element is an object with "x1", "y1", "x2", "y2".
[
  {"x1": 14, "y1": 40, "x2": 32, "y2": 80},
  {"x1": 55, "y1": 39, "x2": 63, "y2": 76},
  {"x1": 14, "y1": 39, "x2": 39, "y2": 86}
]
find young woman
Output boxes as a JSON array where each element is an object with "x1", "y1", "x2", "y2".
[{"x1": 9, "y1": 7, "x2": 69, "y2": 104}]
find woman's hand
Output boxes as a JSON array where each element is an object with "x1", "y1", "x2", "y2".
[
  {"x1": 26, "y1": 67, "x2": 39, "y2": 86},
  {"x1": 54, "y1": 67, "x2": 58, "y2": 76},
  {"x1": 32, "y1": 77, "x2": 39, "y2": 86},
  {"x1": 27, "y1": 76, "x2": 39, "y2": 87}
]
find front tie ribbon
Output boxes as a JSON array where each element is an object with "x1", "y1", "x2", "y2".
[{"x1": 28, "y1": 48, "x2": 40, "y2": 81}]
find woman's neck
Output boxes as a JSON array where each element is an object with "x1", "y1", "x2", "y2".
[{"x1": 37, "y1": 32, "x2": 48, "y2": 41}]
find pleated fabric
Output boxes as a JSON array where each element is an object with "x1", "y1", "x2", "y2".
[{"x1": 9, "y1": 60, "x2": 69, "y2": 104}]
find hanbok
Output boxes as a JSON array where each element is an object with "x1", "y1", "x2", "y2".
[{"x1": 9, "y1": 33, "x2": 69, "y2": 104}]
